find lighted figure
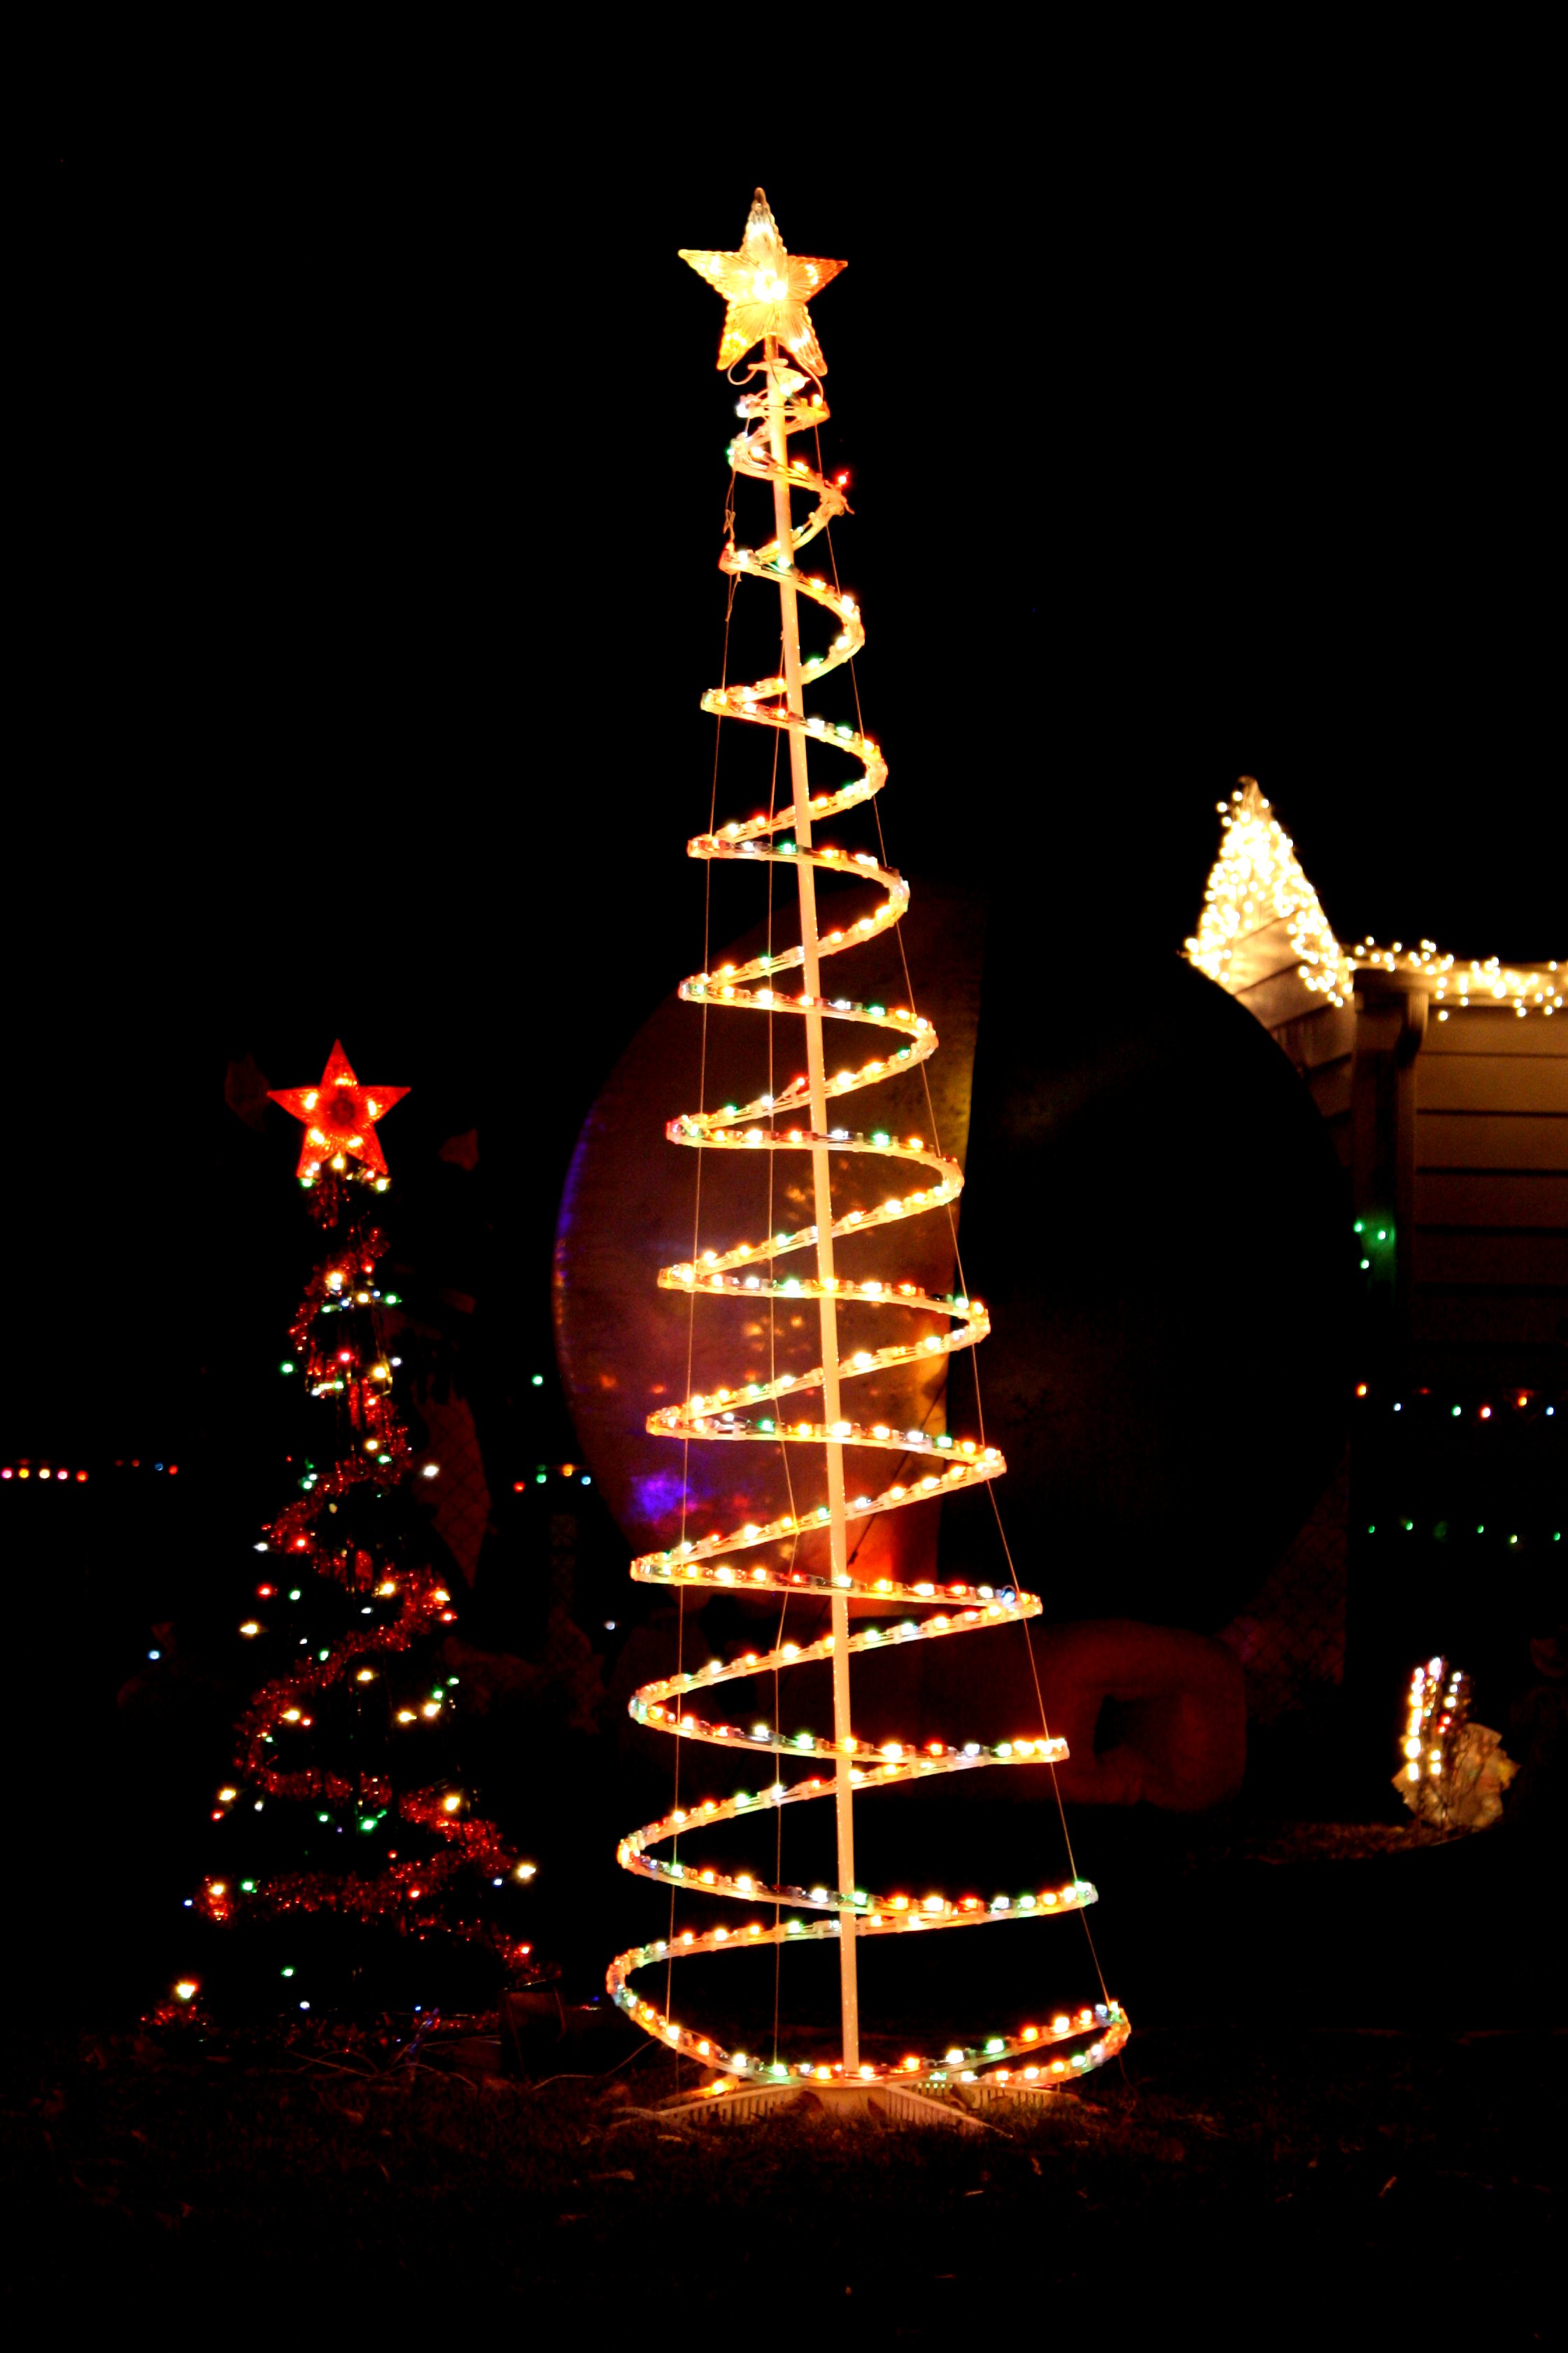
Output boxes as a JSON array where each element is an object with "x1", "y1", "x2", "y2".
[
  {"x1": 1397, "y1": 1657, "x2": 1515, "y2": 1832},
  {"x1": 606, "y1": 193, "x2": 1128, "y2": 2116},
  {"x1": 177, "y1": 1051, "x2": 535, "y2": 2013}
]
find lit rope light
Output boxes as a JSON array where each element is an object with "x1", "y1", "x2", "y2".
[
  {"x1": 607, "y1": 192, "x2": 1131, "y2": 2102},
  {"x1": 1187, "y1": 781, "x2": 1562, "y2": 1016}
]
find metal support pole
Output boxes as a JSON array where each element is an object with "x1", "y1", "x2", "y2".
[{"x1": 763, "y1": 338, "x2": 859, "y2": 2072}]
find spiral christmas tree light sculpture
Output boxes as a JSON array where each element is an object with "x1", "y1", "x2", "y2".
[{"x1": 607, "y1": 192, "x2": 1129, "y2": 2115}]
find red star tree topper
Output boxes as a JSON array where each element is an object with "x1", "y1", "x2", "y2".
[{"x1": 269, "y1": 1041, "x2": 409, "y2": 1179}]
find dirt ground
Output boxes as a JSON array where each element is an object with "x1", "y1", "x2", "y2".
[{"x1": 8, "y1": 2013, "x2": 1560, "y2": 2338}]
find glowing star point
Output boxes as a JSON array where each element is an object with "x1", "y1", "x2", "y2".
[
  {"x1": 267, "y1": 1042, "x2": 409, "y2": 1180},
  {"x1": 679, "y1": 188, "x2": 845, "y2": 376}
]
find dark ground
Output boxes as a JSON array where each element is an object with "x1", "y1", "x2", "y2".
[
  {"x1": 9, "y1": 1802, "x2": 1561, "y2": 2333},
  {"x1": 8, "y1": 2016, "x2": 1560, "y2": 2336}
]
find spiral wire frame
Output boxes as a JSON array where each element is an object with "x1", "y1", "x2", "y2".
[{"x1": 608, "y1": 361, "x2": 1129, "y2": 2102}]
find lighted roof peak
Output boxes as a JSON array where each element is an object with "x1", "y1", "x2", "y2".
[{"x1": 1188, "y1": 780, "x2": 1560, "y2": 1017}]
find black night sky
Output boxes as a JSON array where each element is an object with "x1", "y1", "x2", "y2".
[{"x1": 17, "y1": 143, "x2": 1557, "y2": 1477}]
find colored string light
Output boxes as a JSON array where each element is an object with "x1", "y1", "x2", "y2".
[
  {"x1": 607, "y1": 192, "x2": 1130, "y2": 2105},
  {"x1": 190, "y1": 1062, "x2": 533, "y2": 1980}
]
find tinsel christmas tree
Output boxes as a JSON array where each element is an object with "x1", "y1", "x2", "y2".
[{"x1": 177, "y1": 1043, "x2": 535, "y2": 2016}]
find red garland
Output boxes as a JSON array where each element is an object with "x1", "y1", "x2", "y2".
[{"x1": 195, "y1": 1107, "x2": 532, "y2": 1983}]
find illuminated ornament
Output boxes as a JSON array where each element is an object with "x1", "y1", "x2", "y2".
[
  {"x1": 1395, "y1": 1656, "x2": 1515, "y2": 1831},
  {"x1": 607, "y1": 195, "x2": 1130, "y2": 2118},
  {"x1": 1187, "y1": 780, "x2": 1562, "y2": 1017},
  {"x1": 680, "y1": 188, "x2": 845, "y2": 376},
  {"x1": 267, "y1": 1040, "x2": 409, "y2": 1180}
]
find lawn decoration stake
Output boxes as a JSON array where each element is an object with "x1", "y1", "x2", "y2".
[{"x1": 607, "y1": 192, "x2": 1129, "y2": 2117}]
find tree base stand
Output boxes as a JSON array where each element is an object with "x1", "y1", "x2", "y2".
[
  {"x1": 664, "y1": 2078, "x2": 987, "y2": 2133},
  {"x1": 953, "y1": 2081, "x2": 1066, "y2": 2115}
]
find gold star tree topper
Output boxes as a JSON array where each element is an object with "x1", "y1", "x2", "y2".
[{"x1": 680, "y1": 188, "x2": 845, "y2": 374}]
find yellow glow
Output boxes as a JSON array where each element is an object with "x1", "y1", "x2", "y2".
[
  {"x1": 1188, "y1": 781, "x2": 1562, "y2": 1016},
  {"x1": 679, "y1": 188, "x2": 845, "y2": 375}
]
